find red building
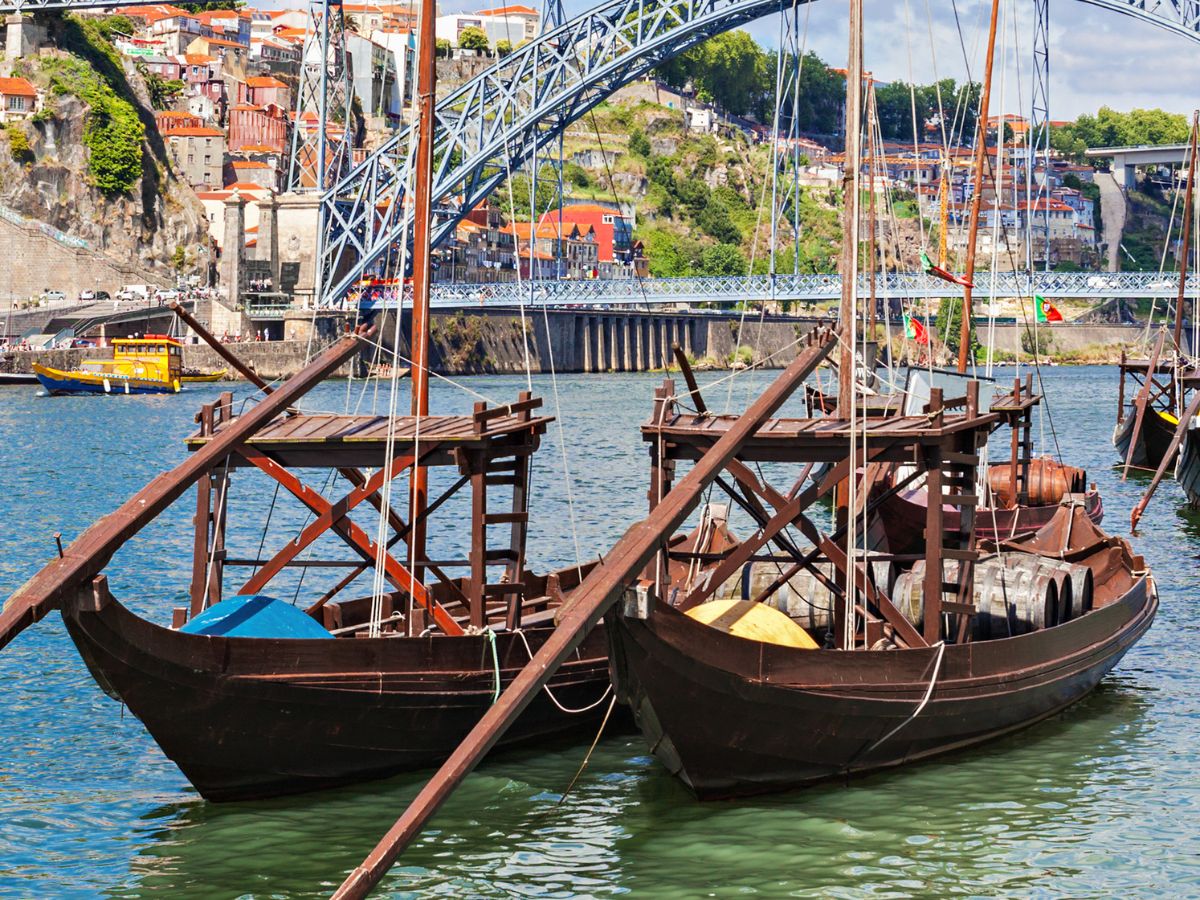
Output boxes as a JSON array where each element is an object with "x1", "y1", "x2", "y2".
[
  {"x1": 537, "y1": 202, "x2": 645, "y2": 277},
  {"x1": 227, "y1": 103, "x2": 288, "y2": 153}
]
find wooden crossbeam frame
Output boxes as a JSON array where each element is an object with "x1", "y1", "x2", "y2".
[
  {"x1": 239, "y1": 448, "x2": 426, "y2": 596},
  {"x1": 236, "y1": 446, "x2": 463, "y2": 636}
]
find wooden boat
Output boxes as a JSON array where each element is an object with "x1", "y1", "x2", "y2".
[
  {"x1": 1177, "y1": 421, "x2": 1200, "y2": 506},
  {"x1": 33, "y1": 334, "x2": 183, "y2": 395},
  {"x1": 1113, "y1": 400, "x2": 1179, "y2": 470},
  {"x1": 609, "y1": 505, "x2": 1155, "y2": 799},
  {"x1": 0, "y1": 371, "x2": 38, "y2": 385},
  {"x1": 180, "y1": 367, "x2": 227, "y2": 383},
  {"x1": 61, "y1": 564, "x2": 611, "y2": 801}
]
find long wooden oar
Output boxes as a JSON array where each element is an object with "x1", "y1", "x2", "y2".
[
  {"x1": 0, "y1": 330, "x2": 369, "y2": 651},
  {"x1": 1130, "y1": 385, "x2": 1200, "y2": 530},
  {"x1": 329, "y1": 329, "x2": 837, "y2": 899},
  {"x1": 1122, "y1": 329, "x2": 1167, "y2": 481}
]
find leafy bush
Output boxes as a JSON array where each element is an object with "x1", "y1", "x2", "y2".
[
  {"x1": 138, "y1": 64, "x2": 184, "y2": 110},
  {"x1": 697, "y1": 243, "x2": 746, "y2": 275},
  {"x1": 5, "y1": 124, "x2": 33, "y2": 163},
  {"x1": 90, "y1": 15, "x2": 136, "y2": 42},
  {"x1": 628, "y1": 128, "x2": 650, "y2": 157},
  {"x1": 1020, "y1": 326, "x2": 1054, "y2": 357},
  {"x1": 564, "y1": 162, "x2": 590, "y2": 188},
  {"x1": 41, "y1": 18, "x2": 146, "y2": 195},
  {"x1": 457, "y1": 27, "x2": 489, "y2": 52},
  {"x1": 496, "y1": 39, "x2": 513, "y2": 57},
  {"x1": 727, "y1": 344, "x2": 754, "y2": 366}
]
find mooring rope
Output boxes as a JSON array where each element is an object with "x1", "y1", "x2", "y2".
[{"x1": 513, "y1": 628, "x2": 613, "y2": 714}]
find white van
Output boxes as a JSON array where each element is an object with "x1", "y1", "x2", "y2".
[{"x1": 117, "y1": 285, "x2": 151, "y2": 302}]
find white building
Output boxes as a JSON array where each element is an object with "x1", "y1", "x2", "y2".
[{"x1": 435, "y1": 6, "x2": 538, "y2": 48}]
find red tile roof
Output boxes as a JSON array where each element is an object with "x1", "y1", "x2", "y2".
[
  {"x1": 477, "y1": 4, "x2": 537, "y2": 14},
  {"x1": 0, "y1": 77, "x2": 37, "y2": 97},
  {"x1": 246, "y1": 76, "x2": 288, "y2": 88},
  {"x1": 166, "y1": 126, "x2": 224, "y2": 137}
]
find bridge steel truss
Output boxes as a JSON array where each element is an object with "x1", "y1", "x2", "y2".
[
  {"x1": 316, "y1": 0, "x2": 1200, "y2": 308},
  {"x1": 334, "y1": 270, "x2": 1200, "y2": 311}
]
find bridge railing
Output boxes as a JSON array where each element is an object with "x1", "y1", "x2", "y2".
[{"x1": 338, "y1": 271, "x2": 1200, "y2": 310}]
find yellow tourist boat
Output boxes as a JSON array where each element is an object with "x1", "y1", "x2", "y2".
[{"x1": 33, "y1": 335, "x2": 184, "y2": 395}]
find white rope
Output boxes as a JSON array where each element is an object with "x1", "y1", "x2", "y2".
[
  {"x1": 368, "y1": 116, "x2": 418, "y2": 638},
  {"x1": 862, "y1": 640, "x2": 946, "y2": 755},
  {"x1": 514, "y1": 628, "x2": 614, "y2": 713}
]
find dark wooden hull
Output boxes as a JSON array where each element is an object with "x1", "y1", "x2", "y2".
[
  {"x1": 1114, "y1": 408, "x2": 1178, "y2": 470},
  {"x1": 61, "y1": 592, "x2": 612, "y2": 802},
  {"x1": 0, "y1": 372, "x2": 38, "y2": 386},
  {"x1": 608, "y1": 578, "x2": 1155, "y2": 799},
  {"x1": 879, "y1": 487, "x2": 1103, "y2": 552},
  {"x1": 1176, "y1": 427, "x2": 1200, "y2": 507}
]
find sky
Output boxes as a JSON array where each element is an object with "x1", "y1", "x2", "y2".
[{"x1": 420, "y1": 0, "x2": 1200, "y2": 120}]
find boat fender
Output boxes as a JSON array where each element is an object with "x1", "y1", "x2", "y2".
[
  {"x1": 173, "y1": 379, "x2": 181, "y2": 393},
  {"x1": 103, "y1": 377, "x2": 111, "y2": 394},
  {"x1": 685, "y1": 599, "x2": 819, "y2": 649}
]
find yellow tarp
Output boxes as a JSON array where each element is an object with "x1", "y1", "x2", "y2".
[{"x1": 685, "y1": 599, "x2": 819, "y2": 650}]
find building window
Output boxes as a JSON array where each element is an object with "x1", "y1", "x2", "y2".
[{"x1": 8, "y1": 96, "x2": 25, "y2": 111}]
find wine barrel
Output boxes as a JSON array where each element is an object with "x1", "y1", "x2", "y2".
[
  {"x1": 987, "y1": 457, "x2": 1086, "y2": 508},
  {"x1": 891, "y1": 557, "x2": 1059, "y2": 638},
  {"x1": 713, "y1": 562, "x2": 838, "y2": 631},
  {"x1": 999, "y1": 555, "x2": 1093, "y2": 622}
]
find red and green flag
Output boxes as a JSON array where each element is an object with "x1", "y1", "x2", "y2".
[
  {"x1": 921, "y1": 250, "x2": 975, "y2": 289},
  {"x1": 904, "y1": 312, "x2": 930, "y2": 345},
  {"x1": 1035, "y1": 294, "x2": 1063, "y2": 323}
]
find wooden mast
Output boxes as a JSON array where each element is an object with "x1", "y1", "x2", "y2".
[
  {"x1": 866, "y1": 80, "x2": 878, "y2": 339},
  {"x1": 407, "y1": 0, "x2": 438, "y2": 588},
  {"x1": 957, "y1": 0, "x2": 1002, "y2": 373},
  {"x1": 836, "y1": 0, "x2": 863, "y2": 416},
  {"x1": 1173, "y1": 111, "x2": 1199, "y2": 353}
]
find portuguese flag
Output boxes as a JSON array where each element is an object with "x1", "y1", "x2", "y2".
[
  {"x1": 904, "y1": 312, "x2": 930, "y2": 345},
  {"x1": 921, "y1": 250, "x2": 975, "y2": 289},
  {"x1": 1035, "y1": 294, "x2": 1063, "y2": 323}
]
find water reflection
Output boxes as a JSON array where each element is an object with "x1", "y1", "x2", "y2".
[{"x1": 112, "y1": 677, "x2": 1155, "y2": 898}]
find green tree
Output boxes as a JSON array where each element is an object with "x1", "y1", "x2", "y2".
[
  {"x1": 138, "y1": 64, "x2": 184, "y2": 110},
  {"x1": 657, "y1": 30, "x2": 766, "y2": 117},
  {"x1": 696, "y1": 197, "x2": 740, "y2": 244},
  {"x1": 628, "y1": 127, "x2": 650, "y2": 157},
  {"x1": 496, "y1": 38, "x2": 513, "y2": 57},
  {"x1": 5, "y1": 123, "x2": 33, "y2": 163},
  {"x1": 436, "y1": 38, "x2": 452, "y2": 57},
  {"x1": 935, "y1": 297, "x2": 979, "y2": 360},
  {"x1": 457, "y1": 26, "x2": 489, "y2": 52},
  {"x1": 696, "y1": 243, "x2": 747, "y2": 275},
  {"x1": 563, "y1": 162, "x2": 590, "y2": 187},
  {"x1": 178, "y1": 1, "x2": 242, "y2": 10},
  {"x1": 91, "y1": 15, "x2": 135, "y2": 42}
]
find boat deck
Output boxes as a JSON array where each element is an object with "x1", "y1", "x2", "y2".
[
  {"x1": 187, "y1": 410, "x2": 553, "y2": 468},
  {"x1": 644, "y1": 409, "x2": 1000, "y2": 463}
]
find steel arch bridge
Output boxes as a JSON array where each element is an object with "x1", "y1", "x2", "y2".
[{"x1": 315, "y1": 0, "x2": 1200, "y2": 307}]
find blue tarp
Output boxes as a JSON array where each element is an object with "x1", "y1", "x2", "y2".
[{"x1": 180, "y1": 594, "x2": 334, "y2": 640}]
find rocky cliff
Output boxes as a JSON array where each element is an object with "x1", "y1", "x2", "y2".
[{"x1": 0, "y1": 15, "x2": 207, "y2": 292}]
